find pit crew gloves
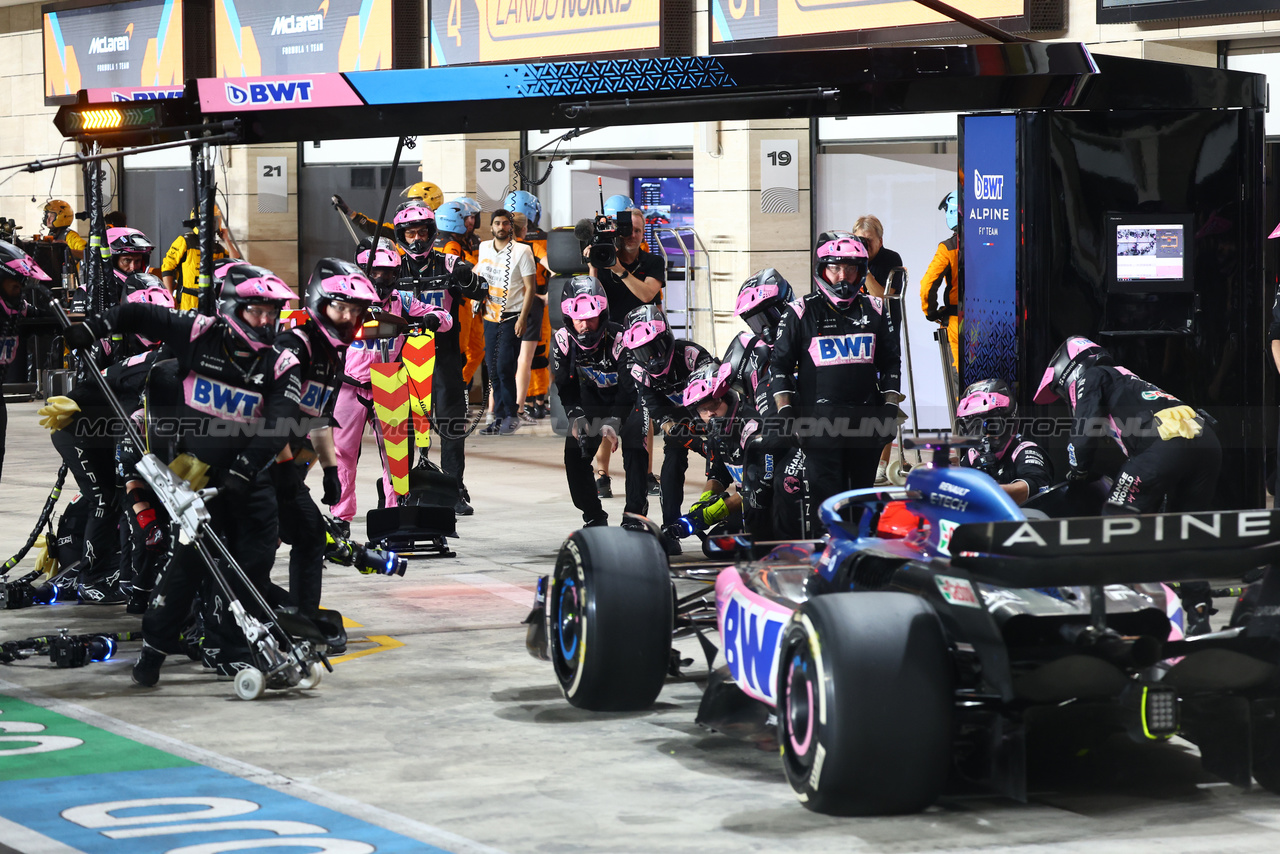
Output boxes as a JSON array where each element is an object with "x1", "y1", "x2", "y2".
[
  {"x1": 1154, "y1": 405, "x2": 1204, "y2": 441},
  {"x1": 37, "y1": 396, "x2": 80, "y2": 432},
  {"x1": 322, "y1": 466, "x2": 342, "y2": 505}
]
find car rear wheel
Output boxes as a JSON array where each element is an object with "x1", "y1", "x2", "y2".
[
  {"x1": 548, "y1": 527, "x2": 673, "y2": 710},
  {"x1": 776, "y1": 591, "x2": 953, "y2": 815}
]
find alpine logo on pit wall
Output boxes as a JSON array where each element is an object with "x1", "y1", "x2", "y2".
[
  {"x1": 808, "y1": 333, "x2": 875, "y2": 366},
  {"x1": 225, "y1": 79, "x2": 316, "y2": 106},
  {"x1": 973, "y1": 170, "x2": 1004, "y2": 201}
]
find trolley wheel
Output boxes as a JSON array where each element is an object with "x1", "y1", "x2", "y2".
[
  {"x1": 886, "y1": 459, "x2": 909, "y2": 486},
  {"x1": 233, "y1": 667, "x2": 266, "y2": 701},
  {"x1": 298, "y1": 662, "x2": 324, "y2": 690}
]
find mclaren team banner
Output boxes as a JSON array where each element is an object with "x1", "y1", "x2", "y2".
[
  {"x1": 43, "y1": 0, "x2": 184, "y2": 102},
  {"x1": 428, "y1": 0, "x2": 660, "y2": 67},
  {"x1": 214, "y1": 0, "x2": 394, "y2": 77},
  {"x1": 711, "y1": 0, "x2": 1023, "y2": 45}
]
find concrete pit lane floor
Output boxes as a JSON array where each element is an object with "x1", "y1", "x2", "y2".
[{"x1": 2, "y1": 399, "x2": 1280, "y2": 853}]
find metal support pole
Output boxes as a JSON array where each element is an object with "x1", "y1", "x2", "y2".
[
  {"x1": 363, "y1": 136, "x2": 406, "y2": 277},
  {"x1": 197, "y1": 142, "x2": 217, "y2": 315},
  {"x1": 81, "y1": 143, "x2": 108, "y2": 314}
]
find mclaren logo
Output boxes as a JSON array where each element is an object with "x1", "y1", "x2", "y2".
[
  {"x1": 88, "y1": 35, "x2": 131, "y2": 54},
  {"x1": 272, "y1": 13, "x2": 324, "y2": 35}
]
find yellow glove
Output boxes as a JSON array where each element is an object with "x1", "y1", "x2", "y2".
[
  {"x1": 690, "y1": 490, "x2": 717, "y2": 512},
  {"x1": 168, "y1": 453, "x2": 211, "y2": 491},
  {"x1": 33, "y1": 533, "x2": 58, "y2": 580},
  {"x1": 36, "y1": 396, "x2": 80, "y2": 432},
  {"x1": 1154, "y1": 405, "x2": 1204, "y2": 441}
]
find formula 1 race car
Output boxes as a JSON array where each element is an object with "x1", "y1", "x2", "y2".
[{"x1": 527, "y1": 439, "x2": 1280, "y2": 815}]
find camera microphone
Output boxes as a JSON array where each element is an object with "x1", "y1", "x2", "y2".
[{"x1": 574, "y1": 218, "x2": 594, "y2": 248}]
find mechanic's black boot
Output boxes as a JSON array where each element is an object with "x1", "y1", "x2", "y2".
[
  {"x1": 660, "y1": 531, "x2": 683, "y2": 557},
  {"x1": 132, "y1": 642, "x2": 166, "y2": 687},
  {"x1": 78, "y1": 571, "x2": 128, "y2": 606},
  {"x1": 125, "y1": 585, "x2": 151, "y2": 615},
  {"x1": 454, "y1": 487, "x2": 474, "y2": 517}
]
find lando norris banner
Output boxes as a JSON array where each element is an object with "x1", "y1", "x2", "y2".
[
  {"x1": 710, "y1": 0, "x2": 1023, "y2": 47},
  {"x1": 43, "y1": 0, "x2": 184, "y2": 103},
  {"x1": 214, "y1": 0, "x2": 395, "y2": 77},
  {"x1": 428, "y1": 0, "x2": 661, "y2": 67}
]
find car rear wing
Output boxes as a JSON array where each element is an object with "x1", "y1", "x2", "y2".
[{"x1": 948, "y1": 509, "x2": 1280, "y2": 587}]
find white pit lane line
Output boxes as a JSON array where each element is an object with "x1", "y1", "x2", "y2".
[
  {"x1": 0, "y1": 815, "x2": 88, "y2": 854},
  {"x1": 448, "y1": 573, "x2": 536, "y2": 607},
  {"x1": 0, "y1": 678, "x2": 509, "y2": 854}
]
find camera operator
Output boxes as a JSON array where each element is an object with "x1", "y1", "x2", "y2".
[{"x1": 587, "y1": 208, "x2": 663, "y2": 319}]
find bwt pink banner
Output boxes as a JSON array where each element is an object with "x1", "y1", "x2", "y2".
[
  {"x1": 197, "y1": 74, "x2": 362, "y2": 112},
  {"x1": 86, "y1": 86, "x2": 186, "y2": 103}
]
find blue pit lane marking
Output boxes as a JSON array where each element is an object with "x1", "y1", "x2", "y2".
[{"x1": 0, "y1": 684, "x2": 507, "y2": 854}]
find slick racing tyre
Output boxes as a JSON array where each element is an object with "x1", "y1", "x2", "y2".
[
  {"x1": 549, "y1": 527, "x2": 672, "y2": 711},
  {"x1": 777, "y1": 591, "x2": 953, "y2": 815}
]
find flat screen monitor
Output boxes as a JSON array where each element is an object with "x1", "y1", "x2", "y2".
[
  {"x1": 43, "y1": 0, "x2": 185, "y2": 105},
  {"x1": 632, "y1": 176, "x2": 694, "y2": 255},
  {"x1": 1105, "y1": 212, "x2": 1195, "y2": 294},
  {"x1": 213, "y1": 0, "x2": 402, "y2": 77}
]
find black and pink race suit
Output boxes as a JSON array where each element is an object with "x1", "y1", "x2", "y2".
[
  {"x1": 632, "y1": 339, "x2": 713, "y2": 525},
  {"x1": 1065, "y1": 365, "x2": 1220, "y2": 513},
  {"x1": 552, "y1": 322, "x2": 647, "y2": 523},
  {"x1": 90, "y1": 302, "x2": 302, "y2": 658},
  {"x1": 768, "y1": 291, "x2": 901, "y2": 528},
  {"x1": 960, "y1": 437, "x2": 1054, "y2": 497},
  {"x1": 274, "y1": 321, "x2": 348, "y2": 614},
  {"x1": 400, "y1": 250, "x2": 487, "y2": 492}
]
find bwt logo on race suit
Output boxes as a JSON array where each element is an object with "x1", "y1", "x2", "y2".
[
  {"x1": 272, "y1": 13, "x2": 324, "y2": 35},
  {"x1": 225, "y1": 80, "x2": 315, "y2": 106},
  {"x1": 579, "y1": 365, "x2": 618, "y2": 388},
  {"x1": 298, "y1": 380, "x2": 334, "y2": 417},
  {"x1": 808, "y1": 333, "x2": 875, "y2": 366},
  {"x1": 973, "y1": 170, "x2": 1004, "y2": 201},
  {"x1": 184, "y1": 373, "x2": 263, "y2": 422}
]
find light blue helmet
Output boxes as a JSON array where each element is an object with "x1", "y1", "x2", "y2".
[
  {"x1": 435, "y1": 201, "x2": 468, "y2": 235},
  {"x1": 453, "y1": 197, "x2": 482, "y2": 216},
  {"x1": 603, "y1": 194, "x2": 634, "y2": 220},
  {"x1": 940, "y1": 191, "x2": 958, "y2": 231},
  {"x1": 503, "y1": 190, "x2": 542, "y2": 227}
]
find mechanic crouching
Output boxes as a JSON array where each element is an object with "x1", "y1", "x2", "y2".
[
  {"x1": 64, "y1": 263, "x2": 302, "y2": 687},
  {"x1": 768, "y1": 238, "x2": 902, "y2": 534},
  {"x1": 668, "y1": 359, "x2": 783, "y2": 544},
  {"x1": 620, "y1": 305, "x2": 714, "y2": 554},
  {"x1": 1034, "y1": 337, "x2": 1222, "y2": 633},
  {"x1": 1033, "y1": 337, "x2": 1221, "y2": 513},
  {"x1": 955, "y1": 378, "x2": 1053, "y2": 506}
]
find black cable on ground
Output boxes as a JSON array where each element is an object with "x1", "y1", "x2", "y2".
[{"x1": 1, "y1": 463, "x2": 69, "y2": 576}]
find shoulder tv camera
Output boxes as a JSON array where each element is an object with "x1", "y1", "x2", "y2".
[{"x1": 588, "y1": 180, "x2": 633, "y2": 270}]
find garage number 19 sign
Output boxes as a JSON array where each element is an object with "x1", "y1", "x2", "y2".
[{"x1": 760, "y1": 140, "x2": 799, "y2": 214}]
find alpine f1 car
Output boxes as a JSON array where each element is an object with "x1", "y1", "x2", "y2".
[{"x1": 527, "y1": 439, "x2": 1280, "y2": 815}]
